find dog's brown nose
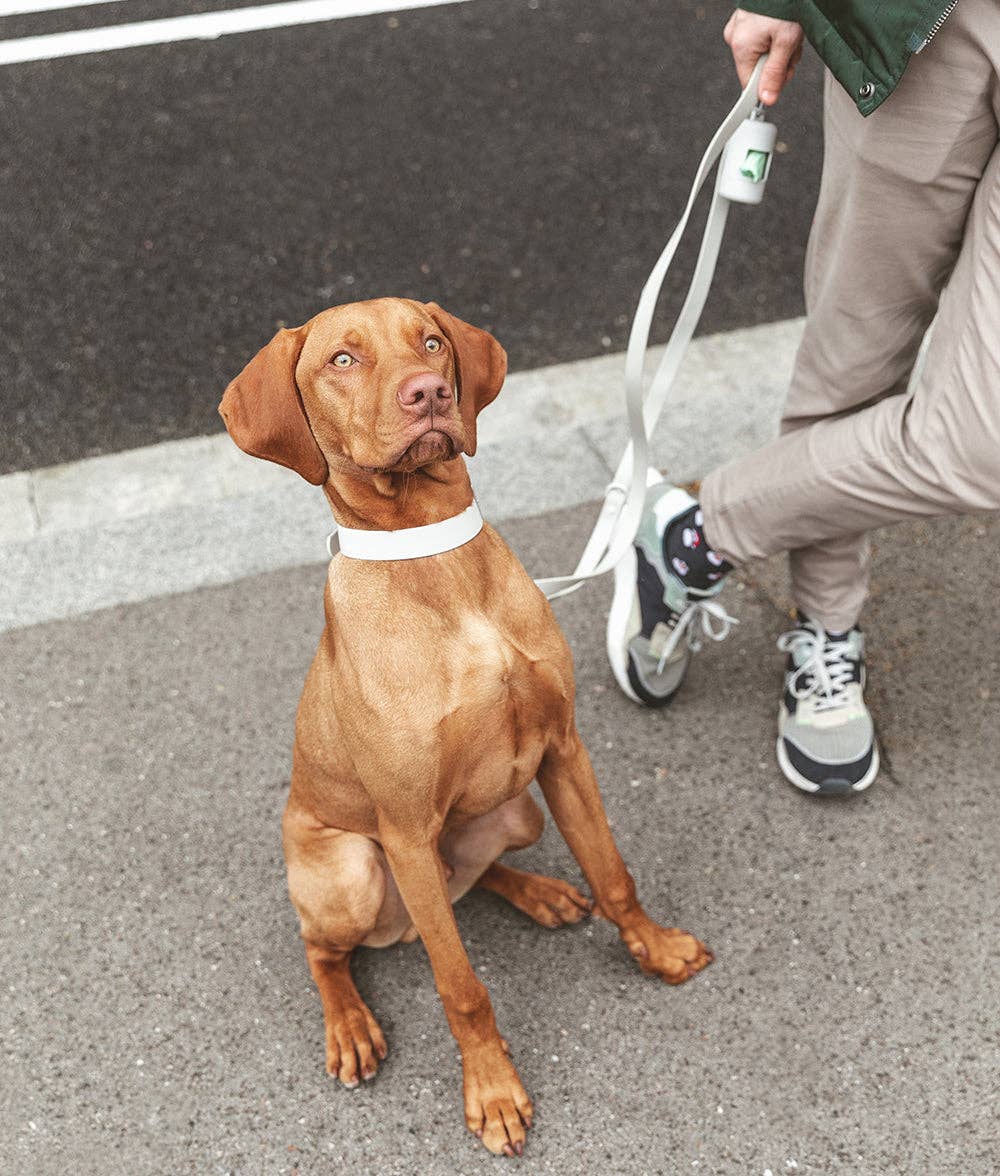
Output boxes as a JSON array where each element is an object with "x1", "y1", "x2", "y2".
[{"x1": 397, "y1": 371, "x2": 453, "y2": 415}]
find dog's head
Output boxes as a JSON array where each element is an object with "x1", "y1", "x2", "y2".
[{"x1": 218, "y1": 298, "x2": 507, "y2": 483}]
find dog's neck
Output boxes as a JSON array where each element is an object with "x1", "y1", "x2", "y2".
[{"x1": 323, "y1": 456, "x2": 474, "y2": 532}]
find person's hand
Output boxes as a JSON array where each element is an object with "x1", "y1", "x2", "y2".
[{"x1": 723, "y1": 8, "x2": 804, "y2": 105}]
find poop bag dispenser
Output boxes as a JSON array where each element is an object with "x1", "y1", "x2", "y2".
[{"x1": 718, "y1": 106, "x2": 777, "y2": 205}]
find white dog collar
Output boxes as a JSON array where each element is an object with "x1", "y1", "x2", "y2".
[{"x1": 326, "y1": 501, "x2": 484, "y2": 561}]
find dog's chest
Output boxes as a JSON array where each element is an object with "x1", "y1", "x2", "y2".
[
  {"x1": 322, "y1": 573, "x2": 573, "y2": 815},
  {"x1": 453, "y1": 613, "x2": 563, "y2": 708},
  {"x1": 440, "y1": 615, "x2": 568, "y2": 816}
]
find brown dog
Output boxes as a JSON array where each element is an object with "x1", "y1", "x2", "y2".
[{"x1": 219, "y1": 298, "x2": 711, "y2": 1156}]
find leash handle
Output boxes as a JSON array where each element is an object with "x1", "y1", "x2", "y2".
[{"x1": 535, "y1": 56, "x2": 773, "y2": 601}]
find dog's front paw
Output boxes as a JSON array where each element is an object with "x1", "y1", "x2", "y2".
[
  {"x1": 462, "y1": 1042, "x2": 533, "y2": 1156},
  {"x1": 620, "y1": 918, "x2": 713, "y2": 985},
  {"x1": 324, "y1": 997, "x2": 388, "y2": 1087}
]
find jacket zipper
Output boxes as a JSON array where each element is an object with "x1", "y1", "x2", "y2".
[{"x1": 912, "y1": 0, "x2": 959, "y2": 52}]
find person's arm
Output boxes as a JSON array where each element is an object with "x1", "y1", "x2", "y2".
[{"x1": 723, "y1": 6, "x2": 805, "y2": 105}]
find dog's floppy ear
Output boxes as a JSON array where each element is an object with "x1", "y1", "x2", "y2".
[
  {"x1": 424, "y1": 303, "x2": 506, "y2": 457},
  {"x1": 218, "y1": 324, "x2": 328, "y2": 485}
]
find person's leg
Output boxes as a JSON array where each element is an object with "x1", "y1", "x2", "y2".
[
  {"x1": 702, "y1": 135, "x2": 1000, "y2": 590},
  {"x1": 689, "y1": 2, "x2": 1000, "y2": 793},
  {"x1": 701, "y1": 0, "x2": 1000, "y2": 629},
  {"x1": 608, "y1": 2, "x2": 1000, "y2": 790},
  {"x1": 716, "y1": 119, "x2": 1000, "y2": 788}
]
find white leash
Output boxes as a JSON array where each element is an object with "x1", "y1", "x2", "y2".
[
  {"x1": 534, "y1": 56, "x2": 776, "y2": 601},
  {"x1": 326, "y1": 61, "x2": 777, "y2": 578}
]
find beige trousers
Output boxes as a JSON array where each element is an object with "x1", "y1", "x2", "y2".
[{"x1": 700, "y1": 0, "x2": 1000, "y2": 632}]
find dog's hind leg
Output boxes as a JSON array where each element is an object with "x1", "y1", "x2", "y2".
[
  {"x1": 283, "y1": 806, "x2": 402, "y2": 1087},
  {"x1": 477, "y1": 862, "x2": 593, "y2": 927},
  {"x1": 439, "y1": 792, "x2": 593, "y2": 926}
]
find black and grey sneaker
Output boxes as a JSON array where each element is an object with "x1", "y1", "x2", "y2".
[
  {"x1": 776, "y1": 614, "x2": 879, "y2": 795},
  {"x1": 606, "y1": 479, "x2": 736, "y2": 707}
]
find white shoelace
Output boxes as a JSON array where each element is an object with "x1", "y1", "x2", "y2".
[
  {"x1": 777, "y1": 624, "x2": 857, "y2": 713},
  {"x1": 653, "y1": 599, "x2": 739, "y2": 674}
]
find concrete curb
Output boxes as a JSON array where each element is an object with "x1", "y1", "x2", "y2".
[{"x1": 0, "y1": 317, "x2": 803, "y2": 632}]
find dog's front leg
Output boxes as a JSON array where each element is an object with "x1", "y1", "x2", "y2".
[
  {"x1": 537, "y1": 730, "x2": 713, "y2": 984},
  {"x1": 380, "y1": 824, "x2": 534, "y2": 1156}
]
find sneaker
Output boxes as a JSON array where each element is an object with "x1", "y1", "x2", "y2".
[
  {"x1": 606, "y1": 479, "x2": 736, "y2": 707},
  {"x1": 776, "y1": 614, "x2": 879, "y2": 795}
]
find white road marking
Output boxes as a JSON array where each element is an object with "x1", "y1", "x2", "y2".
[
  {"x1": 0, "y1": 0, "x2": 127, "y2": 15},
  {"x1": 0, "y1": 0, "x2": 472, "y2": 65}
]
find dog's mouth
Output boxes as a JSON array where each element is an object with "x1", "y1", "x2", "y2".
[
  {"x1": 384, "y1": 416, "x2": 463, "y2": 470},
  {"x1": 354, "y1": 425, "x2": 461, "y2": 475},
  {"x1": 401, "y1": 428, "x2": 456, "y2": 466}
]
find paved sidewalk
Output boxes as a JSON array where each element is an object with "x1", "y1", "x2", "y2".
[
  {"x1": 2, "y1": 500, "x2": 998, "y2": 1175},
  {"x1": 0, "y1": 317, "x2": 804, "y2": 632}
]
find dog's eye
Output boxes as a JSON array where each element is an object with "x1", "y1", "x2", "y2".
[
  {"x1": 425, "y1": 337, "x2": 443, "y2": 354},
  {"x1": 331, "y1": 352, "x2": 355, "y2": 368}
]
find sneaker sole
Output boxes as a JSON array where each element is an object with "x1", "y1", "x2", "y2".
[
  {"x1": 606, "y1": 533, "x2": 690, "y2": 709},
  {"x1": 606, "y1": 542, "x2": 643, "y2": 705},
  {"x1": 606, "y1": 472, "x2": 697, "y2": 708},
  {"x1": 775, "y1": 734, "x2": 880, "y2": 796}
]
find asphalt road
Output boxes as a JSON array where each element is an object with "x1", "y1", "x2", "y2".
[
  {"x1": 4, "y1": 504, "x2": 999, "y2": 1175},
  {"x1": 0, "y1": 0, "x2": 824, "y2": 474}
]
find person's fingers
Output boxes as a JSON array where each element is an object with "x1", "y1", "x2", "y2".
[
  {"x1": 758, "y1": 27, "x2": 805, "y2": 104},
  {"x1": 731, "y1": 44, "x2": 759, "y2": 89},
  {"x1": 723, "y1": 10, "x2": 764, "y2": 87},
  {"x1": 723, "y1": 11, "x2": 804, "y2": 99},
  {"x1": 728, "y1": 31, "x2": 767, "y2": 89},
  {"x1": 722, "y1": 10, "x2": 738, "y2": 47},
  {"x1": 758, "y1": 44, "x2": 792, "y2": 104}
]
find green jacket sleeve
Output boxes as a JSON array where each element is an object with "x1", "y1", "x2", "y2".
[
  {"x1": 735, "y1": 0, "x2": 801, "y2": 19},
  {"x1": 725, "y1": 1, "x2": 951, "y2": 117}
]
